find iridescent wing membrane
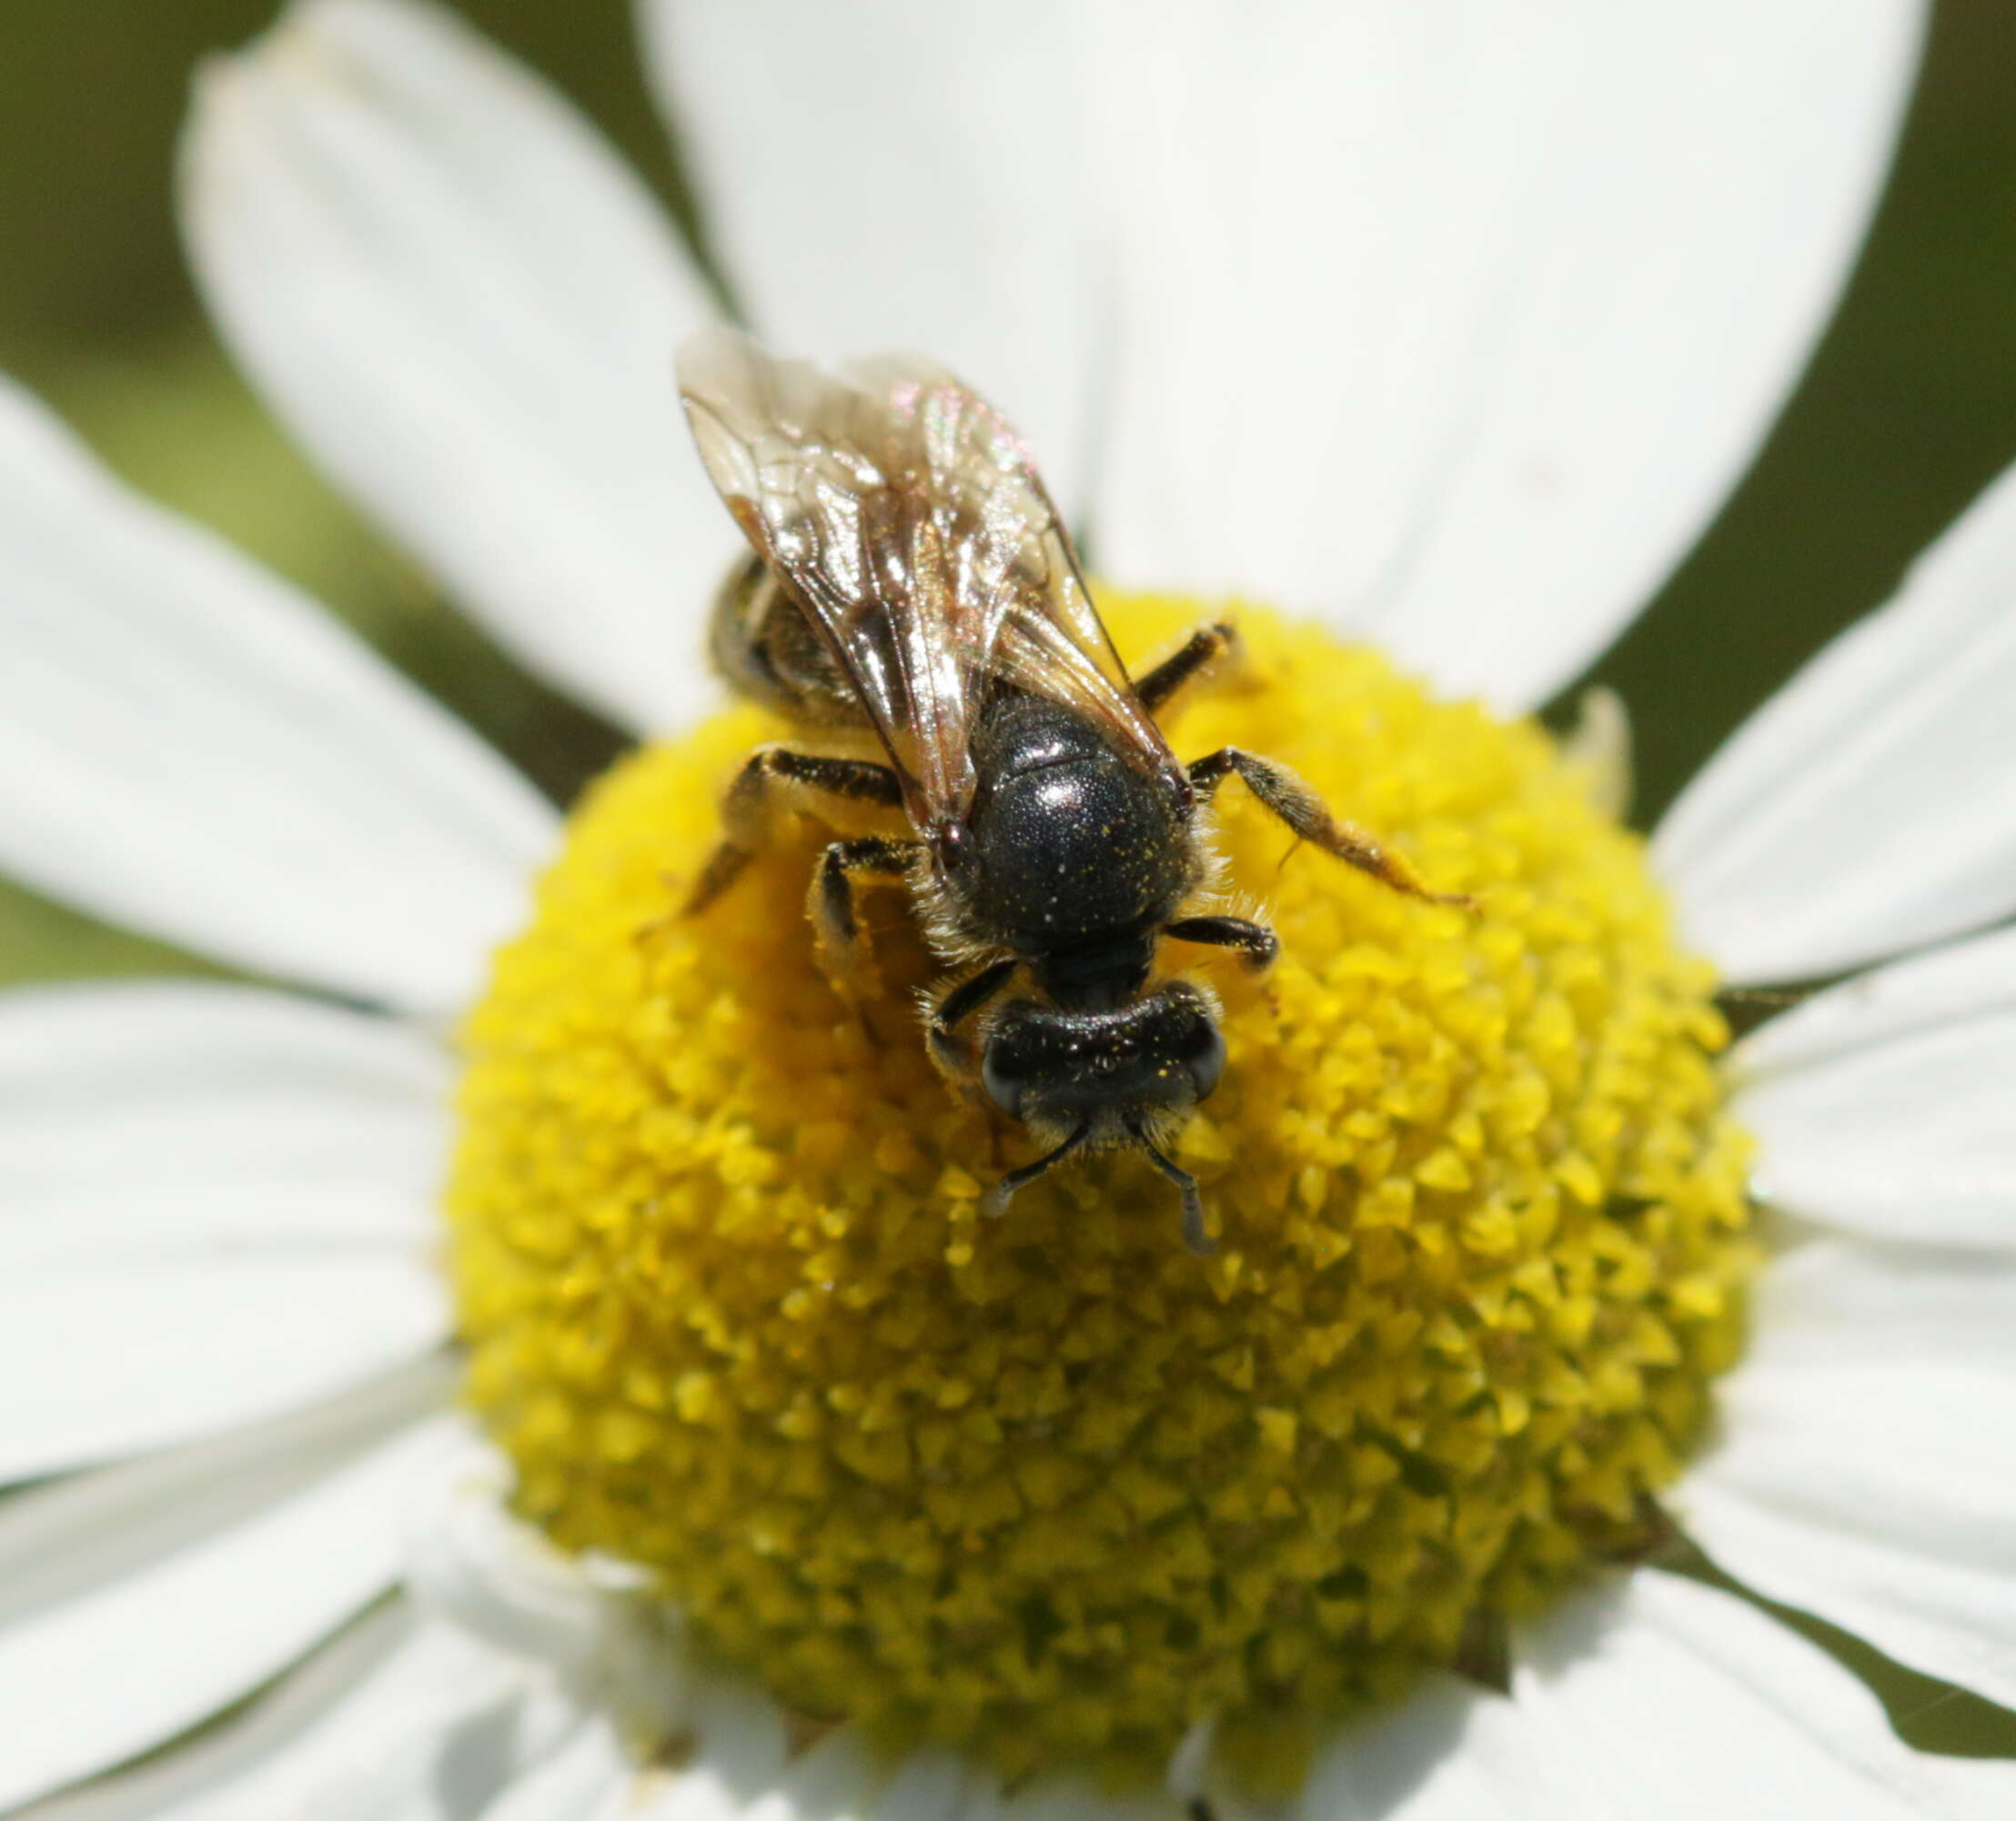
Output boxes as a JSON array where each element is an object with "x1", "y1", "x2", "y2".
[{"x1": 677, "y1": 328, "x2": 1174, "y2": 835}]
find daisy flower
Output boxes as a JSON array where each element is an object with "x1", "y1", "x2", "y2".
[{"x1": 4, "y1": 0, "x2": 2013, "y2": 1816}]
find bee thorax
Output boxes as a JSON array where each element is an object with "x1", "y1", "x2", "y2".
[{"x1": 956, "y1": 695, "x2": 1196, "y2": 955}]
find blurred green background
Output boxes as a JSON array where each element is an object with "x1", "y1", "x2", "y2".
[{"x1": 0, "y1": 0, "x2": 2012, "y2": 1761}]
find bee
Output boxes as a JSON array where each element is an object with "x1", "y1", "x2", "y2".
[{"x1": 678, "y1": 330, "x2": 1467, "y2": 1253}]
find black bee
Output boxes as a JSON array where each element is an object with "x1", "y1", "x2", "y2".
[{"x1": 678, "y1": 330, "x2": 1467, "y2": 1253}]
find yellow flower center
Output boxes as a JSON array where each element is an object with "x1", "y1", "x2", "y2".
[{"x1": 448, "y1": 596, "x2": 1756, "y2": 1791}]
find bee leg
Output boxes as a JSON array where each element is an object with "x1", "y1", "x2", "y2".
[
  {"x1": 1164, "y1": 914, "x2": 1280, "y2": 973},
  {"x1": 925, "y1": 957, "x2": 1020, "y2": 1083},
  {"x1": 1135, "y1": 620, "x2": 1243, "y2": 717},
  {"x1": 810, "y1": 835, "x2": 922, "y2": 993},
  {"x1": 1187, "y1": 747, "x2": 1477, "y2": 910},
  {"x1": 687, "y1": 746, "x2": 904, "y2": 914}
]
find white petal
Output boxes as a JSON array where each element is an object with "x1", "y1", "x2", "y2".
[
  {"x1": 1679, "y1": 1239, "x2": 2016, "y2": 1709},
  {"x1": 622, "y1": 1682, "x2": 788, "y2": 1820},
  {"x1": 647, "y1": 2, "x2": 1915, "y2": 710},
  {"x1": 1509, "y1": 1572, "x2": 2012, "y2": 1818},
  {"x1": 639, "y1": 0, "x2": 1107, "y2": 526},
  {"x1": 1295, "y1": 1677, "x2": 1535, "y2": 1820},
  {"x1": 0, "y1": 980, "x2": 446, "y2": 1248},
  {"x1": 1000, "y1": 1783, "x2": 1178, "y2": 1821},
  {"x1": 0, "y1": 1369, "x2": 454, "y2": 1812},
  {"x1": 0, "y1": 982, "x2": 455, "y2": 1481},
  {"x1": 185, "y1": 0, "x2": 726, "y2": 732},
  {"x1": 617, "y1": 1686, "x2": 993, "y2": 1821},
  {"x1": 404, "y1": 1435, "x2": 625, "y2": 1675},
  {"x1": 868, "y1": 1753, "x2": 995, "y2": 1821},
  {"x1": 402, "y1": 1441, "x2": 993, "y2": 1821},
  {"x1": 0, "y1": 375, "x2": 554, "y2": 1011},
  {"x1": 1301, "y1": 1572, "x2": 2014, "y2": 1819},
  {"x1": 479, "y1": 1718, "x2": 630, "y2": 1821},
  {"x1": 1091, "y1": 1, "x2": 1920, "y2": 710},
  {"x1": 1703, "y1": 1237, "x2": 2016, "y2": 1379},
  {"x1": 34, "y1": 1606, "x2": 585, "y2": 1821},
  {"x1": 0, "y1": 1263, "x2": 446, "y2": 1489},
  {"x1": 1730, "y1": 927, "x2": 2016, "y2": 1246},
  {"x1": 1658, "y1": 462, "x2": 2016, "y2": 982}
]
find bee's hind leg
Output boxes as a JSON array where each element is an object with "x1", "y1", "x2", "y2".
[
  {"x1": 1135, "y1": 620, "x2": 1243, "y2": 717},
  {"x1": 1187, "y1": 747, "x2": 1477, "y2": 910},
  {"x1": 686, "y1": 747, "x2": 903, "y2": 914}
]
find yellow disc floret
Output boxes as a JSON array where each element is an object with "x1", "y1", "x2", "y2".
[{"x1": 448, "y1": 598, "x2": 1755, "y2": 1789}]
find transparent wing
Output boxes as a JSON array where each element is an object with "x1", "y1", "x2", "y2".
[{"x1": 677, "y1": 328, "x2": 1172, "y2": 831}]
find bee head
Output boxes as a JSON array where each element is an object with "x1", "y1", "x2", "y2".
[{"x1": 977, "y1": 981, "x2": 1225, "y2": 1253}]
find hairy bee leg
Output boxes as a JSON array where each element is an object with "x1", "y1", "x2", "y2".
[
  {"x1": 1164, "y1": 913, "x2": 1280, "y2": 972},
  {"x1": 810, "y1": 835, "x2": 922, "y2": 991},
  {"x1": 1134, "y1": 620, "x2": 1243, "y2": 717},
  {"x1": 1187, "y1": 747, "x2": 1477, "y2": 910},
  {"x1": 926, "y1": 957, "x2": 1020, "y2": 1082},
  {"x1": 686, "y1": 746, "x2": 904, "y2": 914}
]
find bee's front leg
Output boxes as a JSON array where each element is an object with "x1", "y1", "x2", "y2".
[
  {"x1": 1164, "y1": 914, "x2": 1280, "y2": 971},
  {"x1": 809, "y1": 836, "x2": 923, "y2": 995},
  {"x1": 924, "y1": 958, "x2": 1020, "y2": 1085},
  {"x1": 686, "y1": 746, "x2": 903, "y2": 914}
]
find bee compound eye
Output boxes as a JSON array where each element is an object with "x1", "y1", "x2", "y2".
[
  {"x1": 980, "y1": 1032, "x2": 1027, "y2": 1120},
  {"x1": 1185, "y1": 1016, "x2": 1226, "y2": 1102}
]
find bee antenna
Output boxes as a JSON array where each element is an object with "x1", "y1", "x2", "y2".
[
  {"x1": 1128, "y1": 1117, "x2": 1214, "y2": 1256},
  {"x1": 981, "y1": 1122, "x2": 1092, "y2": 1220}
]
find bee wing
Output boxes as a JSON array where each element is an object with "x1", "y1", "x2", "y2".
[{"x1": 678, "y1": 328, "x2": 1174, "y2": 833}]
